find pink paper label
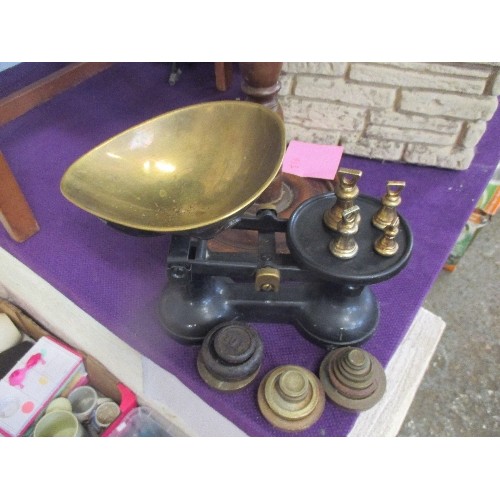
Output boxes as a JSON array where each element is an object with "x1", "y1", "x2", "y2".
[{"x1": 282, "y1": 140, "x2": 343, "y2": 180}]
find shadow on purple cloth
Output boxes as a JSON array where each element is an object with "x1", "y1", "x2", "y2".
[{"x1": 0, "y1": 63, "x2": 499, "y2": 436}]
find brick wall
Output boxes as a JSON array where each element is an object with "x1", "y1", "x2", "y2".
[{"x1": 279, "y1": 63, "x2": 500, "y2": 170}]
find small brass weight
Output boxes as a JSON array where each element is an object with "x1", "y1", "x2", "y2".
[
  {"x1": 372, "y1": 180, "x2": 406, "y2": 230},
  {"x1": 374, "y1": 216, "x2": 400, "y2": 257}
]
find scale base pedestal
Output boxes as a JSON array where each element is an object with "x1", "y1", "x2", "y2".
[{"x1": 159, "y1": 275, "x2": 379, "y2": 348}]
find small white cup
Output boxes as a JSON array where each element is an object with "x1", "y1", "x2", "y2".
[
  {"x1": 68, "y1": 385, "x2": 98, "y2": 423},
  {"x1": 34, "y1": 410, "x2": 86, "y2": 437},
  {"x1": 89, "y1": 401, "x2": 121, "y2": 435},
  {"x1": 0, "y1": 313, "x2": 22, "y2": 354}
]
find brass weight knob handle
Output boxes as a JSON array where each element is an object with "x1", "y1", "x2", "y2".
[{"x1": 384, "y1": 181, "x2": 406, "y2": 205}]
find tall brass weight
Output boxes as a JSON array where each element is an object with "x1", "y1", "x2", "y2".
[
  {"x1": 329, "y1": 206, "x2": 360, "y2": 259},
  {"x1": 372, "y1": 181, "x2": 406, "y2": 230},
  {"x1": 323, "y1": 168, "x2": 362, "y2": 232}
]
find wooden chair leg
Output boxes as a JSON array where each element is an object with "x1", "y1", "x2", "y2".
[
  {"x1": 214, "y1": 63, "x2": 233, "y2": 91},
  {"x1": 0, "y1": 151, "x2": 40, "y2": 242}
]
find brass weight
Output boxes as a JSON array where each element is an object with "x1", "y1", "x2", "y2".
[
  {"x1": 257, "y1": 365, "x2": 325, "y2": 432},
  {"x1": 319, "y1": 347, "x2": 386, "y2": 411},
  {"x1": 329, "y1": 206, "x2": 360, "y2": 259},
  {"x1": 374, "y1": 217, "x2": 400, "y2": 257},
  {"x1": 323, "y1": 168, "x2": 362, "y2": 232},
  {"x1": 197, "y1": 322, "x2": 263, "y2": 391},
  {"x1": 372, "y1": 180, "x2": 405, "y2": 230}
]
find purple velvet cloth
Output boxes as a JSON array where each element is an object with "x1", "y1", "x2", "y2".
[
  {"x1": 0, "y1": 62, "x2": 70, "y2": 99},
  {"x1": 1, "y1": 63, "x2": 499, "y2": 436}
]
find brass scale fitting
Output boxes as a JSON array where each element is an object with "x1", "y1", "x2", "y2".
[{"x1": 323, "y1": 168, "x2": 405, "y2": 259}]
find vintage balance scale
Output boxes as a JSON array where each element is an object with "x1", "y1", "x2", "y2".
[{"x1": 61, "y1": 101, "x2": 413, "y2": 429}]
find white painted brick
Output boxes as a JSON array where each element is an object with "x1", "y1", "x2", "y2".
[
  {"x1": 366, "y1": 124, "x2": 456, "y2": 146},
  {"x1": 404, "y1": 144, "x2": 476, "y2": 170},
  {"x1": 490, "y1": 71, "x2": 500, "y2": 95},
  {"x1": 341, "y1": 137, "x2": 405, "y2": 162},
  {"x1": 369, "y1": 110, "x2": 461, "y2": 135},
  {"x1": 338, "y1": 130, "x2": 364, "y2": 143},
  {"x1": 350, "y1": 63, "x2": 487, "y2": 94},
  {"x1": 294, "y1": 75, "x2": 396, "y2": 107},
  {"x1": 460, "y1": 121, "x2": 488, "y2": 148},
  {"x1": 283, "y1": 62, "x2": 348, "y2": 76},
  {"x1": 400, "y1": 90, "x2": 498, "y2": 120},
  {"x1": 383, "y1": 62, "x2": 493, "y2": 78},
  {"x1": 279, "y1": 73, "x2": 294, "y2": 96},
  {"x1": 281, "y1": 96, "x2": 367, "y2": 132},
  {"x1": 278, "y1": 62, "x2": 499, "y2": 170},
  {"x1": 285, "y1": 122, "x2": 341, "y2": 145}
]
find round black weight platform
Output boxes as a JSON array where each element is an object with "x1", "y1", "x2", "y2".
[{"x1": 286, "y1": 193, "x2": 413, "y2": 285}]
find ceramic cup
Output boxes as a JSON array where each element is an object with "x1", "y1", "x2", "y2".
[
  {"x1": 0, "y1": 313, "x2": 22, "y2": 354},
  {"x1": 68, "y1": 385, "x2": 98, "y2": 423},
  {"x1": 89, "y1": 401, "x2": 121, "y2": 435},
  {"x1": 34, "y1": 410, "x2": 85, "y2": 437},
  {"x1": 45, "y1": 397, "x2": 72, "y2": 414}
]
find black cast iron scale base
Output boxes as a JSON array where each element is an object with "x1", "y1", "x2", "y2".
[{"x1": 159, "y1": 192, "x2": 413, "y2": 349}]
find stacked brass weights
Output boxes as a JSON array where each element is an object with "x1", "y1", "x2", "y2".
[
  {"x1": 197, "y1": 170, "x2": 407, "y2": 432},
  {"x1": 319, "y1": 347, "x2": 386, "y2": 412},
  {"x1": 197, "y1": 321, "x2": 326, "y2": 431},
  {"x1": 257, "y1": 365, "x2": 325, "y2": 432},
  {"x1": 197, "y1": 322, "x2": 264, "y2": 391}
]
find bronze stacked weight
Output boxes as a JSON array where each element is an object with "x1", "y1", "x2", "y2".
[
  {"x1": 197, "y1": 322, "x2": 263, "y2": 391},
  {"x1": 319, "y1": 347, "x2": 386, "y2": 411},
  {"x1": 257, "y1": 365, "x2": 325, "y2": 432}
]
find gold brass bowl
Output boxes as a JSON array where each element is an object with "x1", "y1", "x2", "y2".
[{"x1": 60, "y1": 100, "x2": 286, "y2": 237}]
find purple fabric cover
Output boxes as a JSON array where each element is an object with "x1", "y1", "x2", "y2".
[
  {"x1": 0, "y1": 62, "x2": 70, "y2": 99},
  {"x1": 1, "y1": 63, "x2": 499, "y2": 436}
]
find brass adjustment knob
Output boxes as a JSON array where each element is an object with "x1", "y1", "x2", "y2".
[
  {"x1": 323, "y1": 168, "x2": 362, "y2": 232},
  {"x1": 319, "y1": 347, "x2": 386, "y2": 411},
  {"x1": 257, "y1": 365, "x2": 325, "y2": 432},
  {"x1": 197, "y1": 322, "x2": 263, "y2": 391},
  {"x1": 255, "y1": 266, "x2": 280, "y2": 292},
  {"x1": 329, "y1": 205, "x2": 360, "y2": 259},
  {"x1": 372, "y1": 180, "x2": 405, "y2": 230},
  {"x1": 374, "y1": 217, "x2": 400, "y2": 257}
]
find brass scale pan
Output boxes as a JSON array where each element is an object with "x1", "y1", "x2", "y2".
[{"x1": 60, "y1": 101, "x2": 286, "y2": 238}]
